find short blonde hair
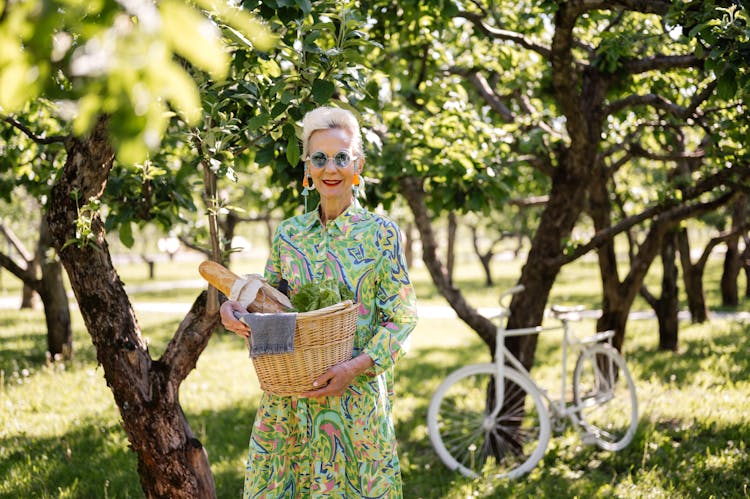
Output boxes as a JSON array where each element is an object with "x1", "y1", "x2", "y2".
[{"x1": 301, "y1": 107, "x2": 364, "y2": 161}]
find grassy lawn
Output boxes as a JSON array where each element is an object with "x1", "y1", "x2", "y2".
[{"x1": 0, "y1": 255, "x2": 748, "y2": 498}]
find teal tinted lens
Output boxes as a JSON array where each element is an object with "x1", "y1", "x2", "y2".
[
  {"x1": 309, "y1": 152, "x2": 328, "y2": 168},
  {"x1": 334, "y1": 151, "x2": 352, "y2": 168}
]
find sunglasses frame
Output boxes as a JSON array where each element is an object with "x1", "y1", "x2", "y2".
[{"x1": 306, "y1": 150, "x2": 358, "y2": 169}]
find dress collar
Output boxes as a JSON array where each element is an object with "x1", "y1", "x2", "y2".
[{"x1": 303, "y1": 200, "x2": 366, "y2": 235}]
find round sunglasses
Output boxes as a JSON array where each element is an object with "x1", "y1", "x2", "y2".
[{"x1": 306, "y1": 150, "x2": 358, "y2": 169}]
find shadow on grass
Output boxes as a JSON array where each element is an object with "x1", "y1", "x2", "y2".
[
  {"x1": 628, "y1": 320, "x2": 750, "y2": 385},
  {"x1": 0, "y1": 418, "x2": 140, "y2": 498},
  {"x1": 0, "y1": 309, "x2": 200, "y2": 380},
  {"x1": 396, "y1": 319, "x2": 750, "y2": 498},
  {"x1": 0, "y1": 311, "x2": 51, "y2": 368},
  {"x1": 0, "y1": 402, "x2": 258, "y2": 499}
]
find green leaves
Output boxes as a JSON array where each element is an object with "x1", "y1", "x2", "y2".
[
  {"x1": 0, "y1": 0, "x2": 274, "y2": 165},
  {"x1": 286, "y1": 133, "x2": 301, "y2": 166},
  {"x1": 312, "y1": 78, "x2": 335, "y2": 104},
  {"x1": 716, "y1": 68, "x2": 738, "y2": 101},
  {"x1": 160, "y1": 0, "x2": 229, "y2": 81}
]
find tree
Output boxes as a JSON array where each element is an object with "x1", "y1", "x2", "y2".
[
  {"x1": 1, "y1": 0, "x2": 275, "y2": 495},
  {"x1": 362, "y1": 0, "x2": 750, "y2": 367},
  {"x1": 720, "y1": 195, "x2": 748, "y2": 306},
  {"x1": 2, "y1": 0, "x2": 378, "y2": 493},
  {"x1": 0, "y1": 110, "x2": 73, "y2": 359}
]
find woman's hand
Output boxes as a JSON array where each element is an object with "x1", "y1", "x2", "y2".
[
  {"x1": 220, "y1": 300, "x2": 251, "y2": 338},
  {"x1": 301, "y1": 353, "x2": 374, "y2": 398}
]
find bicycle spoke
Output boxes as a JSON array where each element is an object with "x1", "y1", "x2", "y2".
[
  {"x1": 573, "y1": 345, "x2": 638, "y2": 451},
  {"x1": 428, "y1": 365, "x2": 550, "y2": 480}
]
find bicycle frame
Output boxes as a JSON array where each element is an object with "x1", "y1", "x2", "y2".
[{"x1": 488, "y1": 286, "x2": 616, "y2": 429}]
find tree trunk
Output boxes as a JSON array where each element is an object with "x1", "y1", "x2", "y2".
[
  {"x1": 37, "y1": 216, "x2": 73, "y2": 361},
  {"x1": 403, "y1": 221, "x2": 414, "y2": 269},
  {"x1": 446, "y1": 211, "x2": 457, "y2": 287},
  {"x1": 587, "y1": 165, "x2": 670, "y2": 352},
  {"x1": 399, "y1": 177, "x2": 496, "y2": 350},
  {"x1": 469, "y1": 226, "x2": 494, "y2": 287},
  {"x1": 655, "y1": 230, "x2": 679, "y2": 352},
  {"x1": 46, "y1": 116, "x2": 219, "y2": 498},
  {"x1": 720, "y1": 199, "x2": 744, "y2": 307},
  {"x1": 508, "y1": 157, "x2": 593, "y2": 369},
  {"x1": 676, "y1": 228, "x2": 709, "y2": 323},
  {"x1": 21, "y1": 275, "x2": 39, "y2": 309},
  {"x1": 742, "y1": 232, "x2": 750, "y2": 298}
]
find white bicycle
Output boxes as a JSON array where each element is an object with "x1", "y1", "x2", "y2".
[{"x1": 427, "y1": 285, "x2": 638, "y2": 480}]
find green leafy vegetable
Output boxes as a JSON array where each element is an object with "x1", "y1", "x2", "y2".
[{"x1": 290, "y1": 279, "x2": 354, "y2": 312}]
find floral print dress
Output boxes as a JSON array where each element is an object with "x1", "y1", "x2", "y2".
[{"x1": 243, "y1": 203, "x2": 418, "y2": 498}]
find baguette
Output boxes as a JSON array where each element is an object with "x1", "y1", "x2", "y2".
[{"x1": 198, "y1": 261, "x2": 292, "y2": 313}]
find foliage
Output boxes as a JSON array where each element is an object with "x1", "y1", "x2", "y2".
[
  {"x1": 290, "y1": 278, "x2": 353, "y2": 312},
  {"x1": 95, "y1": 0, "x2": 378, "y2": 252},
  {"x1": 0, "y1": 0, "x2": 273, "y2": 164}
]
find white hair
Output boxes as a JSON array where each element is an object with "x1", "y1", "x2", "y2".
[{"x1": 301, "y1": 107, "x2": 364, "y2": 161}]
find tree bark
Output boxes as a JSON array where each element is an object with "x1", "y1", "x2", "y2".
[
  {"x1": 742, "y1": 231, "x2": 750, "y2": 298},
  {"x1": 403, "y1": 221, "x2": 414, "y2": 269},
  {"x1": 654, "y1": 230, "x2": 679, "y2": 351},
  {"x1": 508, "y1": 158, "x2": 595, "y2": 368},
  {"x1": 0, "y1": 221, "x2": 73, "y2": 359},
  {"x1": 676, "y1": 228, "x2": 709, "y2": 323},
  {"x1": 46, "y1": 116, "x2": 219, "y2": 498},
  {"x1": 720, "y1": 197, "x2": 744, "y2": 307},
  {"x1": 469, "y1": 225, "x2": 495, "y2": 287},
  {"x1": 37, "y1": 216, "x2": 73, "y2": 360},
  {"x1": 446, "y1": 211, "x2": 457, "y2": 287}
]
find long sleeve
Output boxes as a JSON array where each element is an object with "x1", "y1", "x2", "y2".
[
  {"x1": 263, "y1": 226, "x2": 282, "y2": 288},
  {"x1": 363, "y1": 220, "x2": 418, "y2": 376}
]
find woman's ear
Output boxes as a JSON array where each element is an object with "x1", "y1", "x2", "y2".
[{"x1": 357, "y1": 156, "x2": 365, "y2": 174}]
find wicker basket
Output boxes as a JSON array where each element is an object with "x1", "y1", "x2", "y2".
[{"x1": 250, "y1": 300, "x2": 358, "y2": 396}]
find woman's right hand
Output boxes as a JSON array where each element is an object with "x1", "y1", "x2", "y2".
[{"x1": 220, "y1": 300, "x2": 251, "y2": 338}]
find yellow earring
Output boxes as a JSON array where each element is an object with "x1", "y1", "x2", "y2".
[{"x1": 302, "y1": 169, "x2": 314, "y2": 212}]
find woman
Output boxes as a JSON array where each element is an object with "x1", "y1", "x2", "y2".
[{"x1": 220, "y1": 106, "x2": 418, "y2": 497}]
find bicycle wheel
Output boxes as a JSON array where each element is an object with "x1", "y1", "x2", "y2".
[
  {"x1": 427, "y1": 363, "x2": 550, "y2": 480},
  {"x1": 573, "y1": 344, "x2": 638, "y2": 451}
]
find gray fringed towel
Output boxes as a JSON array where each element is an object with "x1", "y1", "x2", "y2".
[{"x1": 236, "y1": 312, "x2": 297, "y2": 358}]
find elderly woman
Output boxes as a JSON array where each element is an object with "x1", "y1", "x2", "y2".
[{"x1": 220, "y1": 106, "x2": 418, "y2": 497}]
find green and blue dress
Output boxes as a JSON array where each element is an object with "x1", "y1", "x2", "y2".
[{"x1": 243, "y1": 203, "x2": 418, "y2": 498}]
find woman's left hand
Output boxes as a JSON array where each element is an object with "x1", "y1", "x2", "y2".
[{"x1": 301, "y1": 353, "x2": 374, "y2": 398}]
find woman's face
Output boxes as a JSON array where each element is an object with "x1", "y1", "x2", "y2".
[{"x1": 307, "y1": 127, "x2": 361, "y2": 206}]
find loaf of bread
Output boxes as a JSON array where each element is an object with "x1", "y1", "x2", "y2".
[{"x1": 198, "y1": 261, "x2": 292, "y2": 313}]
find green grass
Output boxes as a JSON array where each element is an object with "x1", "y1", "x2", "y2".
[{"x1": 1, "y1": 255, "x2": 748, "y2": 498}]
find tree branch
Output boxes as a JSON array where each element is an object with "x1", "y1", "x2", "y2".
[
  {"x1": 696, "y1": 223, "x2": 750, "y2": 270},
  {"x1": 0, "y1": 251, "x2": 40, "y2": 289},
  {"x1": 580, "y1": 0, "x2": 671, "y2": 15},
  {"x1": 2, "y1": 116, "x2": 69, "y2": 145},
  {"x1": 450, "y1": 67, "x2": 515, "y2": 122},
  {"x1": 629, "y1": 143, "x2": 705, "y2": 162},
  {"x1": 604, "y1": 93, "x2": 687, "y2": 117},
  {"x1": 509, "y1": 195, "x2": 548, "y2": 207},
  {"x1": 160, "y1": 292, "x2": 220, "y2": 384},
  {"x1": 550, "y1": 165, "x2": 747, "y2": 266},
  {"x1": 178, "y1": 235, "x2": 211, "y2": 257},
  {"x1": 622, "y1": 54, "x2": 703, "y2": 75},
  {"x1": 0, "y1": 224, "x2": 35, "y2": 262},
  {"x1": 455, "y1": 11, "x2": 551, "y2": 58},
  {"x1": 399, "y1": 176, "x2": 496, "y2": 349},
  {"x1": 515, "y1": 91, "x2": 564, "y2": 139}
]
